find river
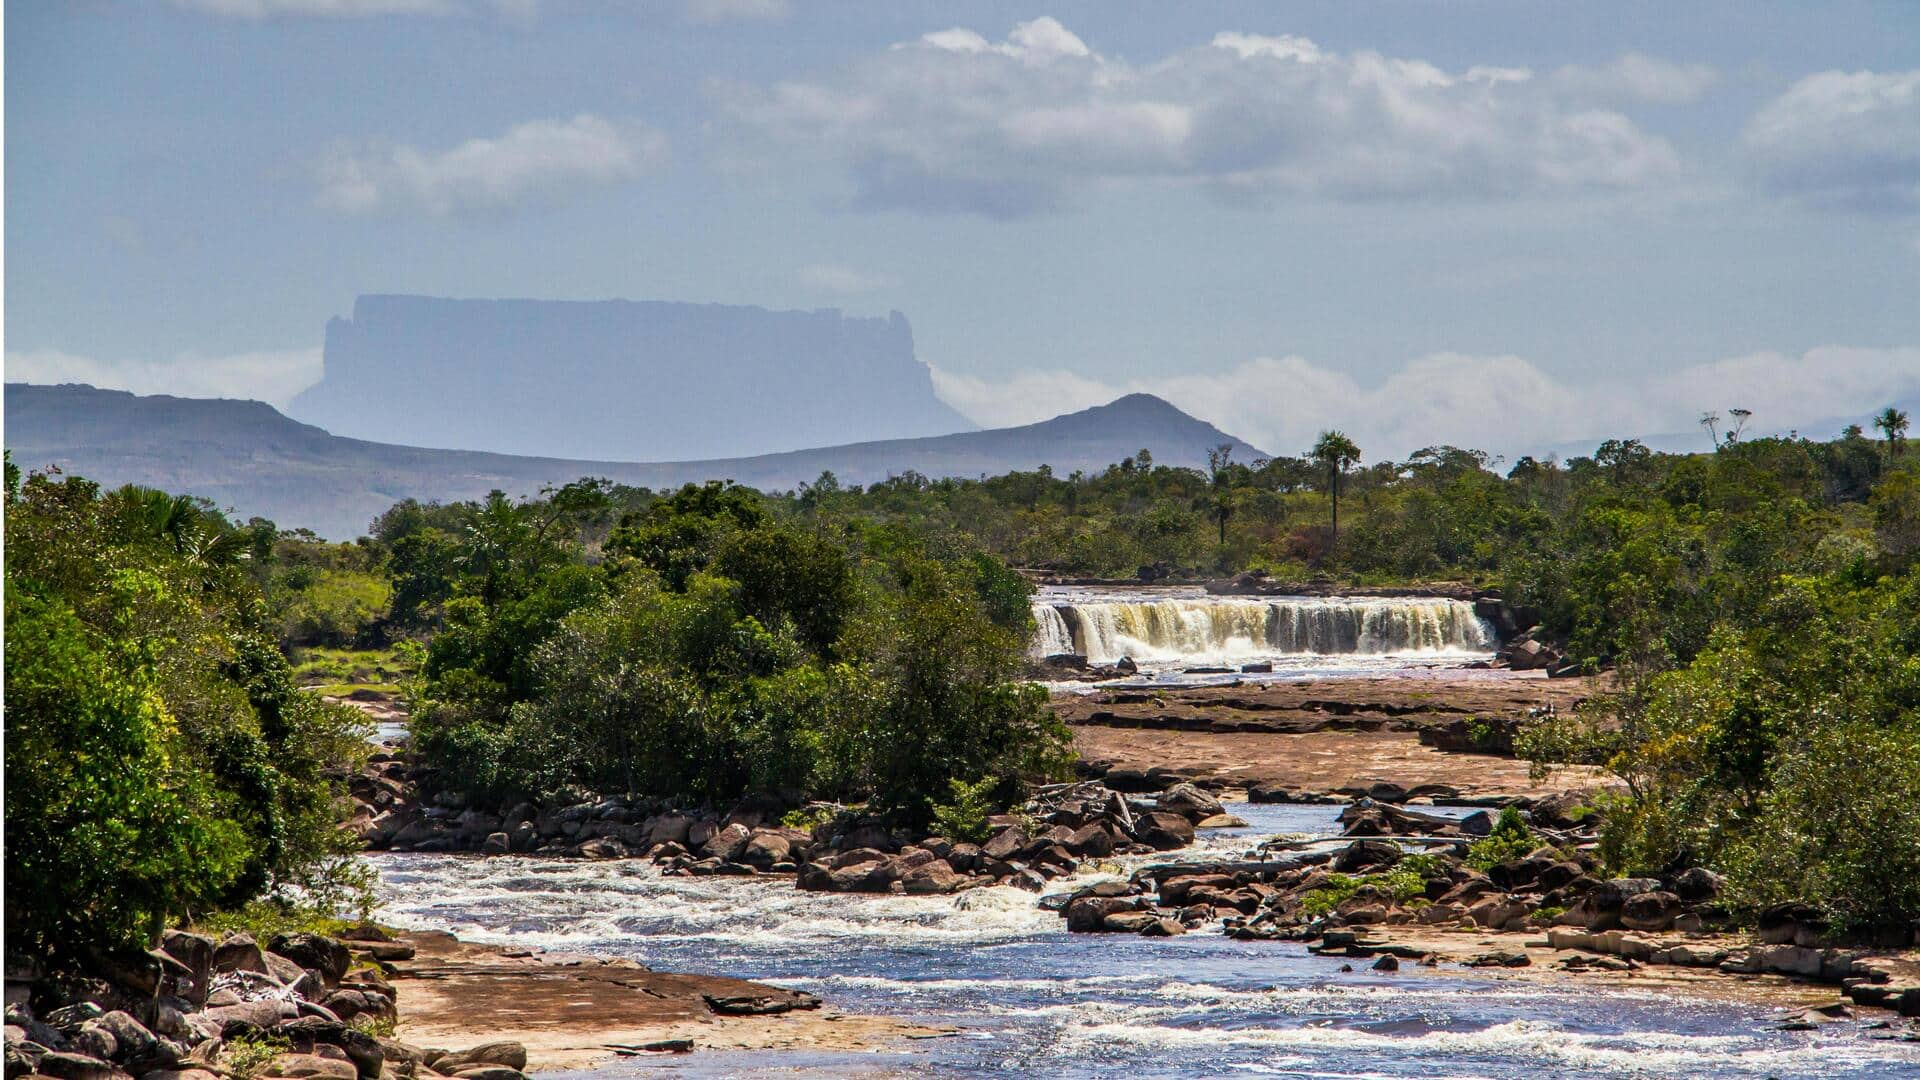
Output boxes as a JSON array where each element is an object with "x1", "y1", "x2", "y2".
[{"x1": 367, "y1": 803, "x2": 1919, "y2": 1078}]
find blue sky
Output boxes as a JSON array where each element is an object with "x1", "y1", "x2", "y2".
[{"x1": 6, "y1": 0, "x2": 1918, "y2": 458}]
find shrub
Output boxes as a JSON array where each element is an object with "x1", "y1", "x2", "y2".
[
  {"x1": 930, "y1": 777, "x2": 997, "y2": 844},
  {"x1": 1465, "y1": 807, "x2": 1536, "y2": 871}
]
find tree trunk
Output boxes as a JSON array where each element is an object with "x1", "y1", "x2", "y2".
[{"x1": 1329, "y1": 466, "x2": 1340, "y2": 549}]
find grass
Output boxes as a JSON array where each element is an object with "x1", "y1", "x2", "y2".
[
  {"x1": 221, "y1": 1033, "x2": 290, "y2": 1080},
  {"x1": 192, "y1": 898, "x2": 371, "y2": 943},
  {"x1": 289, "y1": 644, "x2": 418, "y2": 697}
]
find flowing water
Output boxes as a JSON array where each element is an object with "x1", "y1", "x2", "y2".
[
  {"x1": 368, "y1": 804, "x2": 1917, "y2": 1078},
  {"x1": 1031, "y1": 587, "x2": 1496, "y2": 687}
]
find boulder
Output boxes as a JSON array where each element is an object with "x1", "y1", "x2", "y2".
[
  {"x1": 480, "y1": 832, "x2": 510, "y2": 856},
  {"x1": 263, "y1": 1054, "x2": 356, "y2": 1080},
  {"x1": 435, "y1": 1043, "x2": 527, "y2": 1073},
  {"x1": 1671, "y1": 867, "x2": 1724, "y2": 903},
  {"x1": 156, "y1": 932, "x2": 215, "y2": 1007},
  {"x1": 38, "y1": 1051, "x2": 130, "y2": 1080},
  {"x1": 92, "y1": 1013, "x2": 157, "y2": 1066},
  {"x1": 1065, "y1": 897, "x2": 1139, "y2": 933},
  {"x1": 211, "y1": 935, "x2": 267, "y2": 976},
  {"x1": 701, "y1": 823, "x2": 753, "y2": 863},
  {"x1": 1138, "y1": 917, "x2": 1186, "y2": 937},
  {"x1": 980, "y1": 827, "x2": 1027, "y2": 862},
  {"x1": 738, "y1": 831, "x2": 795, "y2": 869},
  {"x1": 1064, "y1": 825, "x2": 1115, "y2": 858},
  {"x1": 900, "y1": 861, "x2": 964, "y2": 895},
  {"x1": 1155, "y1": 783, "x2": 1224, "y2": 823},
  {"x1": 1332, "y1": 840, "x2": 1402, "y2": 874},
  {"x1": 1619, "y1": 891, "x2": 1682, "y2": 933},
  {"x1": 1102, "y1": 912, "x2": 1161, "y2": 934},
  {"x1": 269, "y1": 934, "x2": 350, "y2": 986},
  {"x1": 1133, "y1": 812, "x2": 1195, "y2": 851}
]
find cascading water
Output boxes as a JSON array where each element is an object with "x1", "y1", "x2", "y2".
[{"x1": 1031, "y1": 590, "x2": 1492, "y2": 664}]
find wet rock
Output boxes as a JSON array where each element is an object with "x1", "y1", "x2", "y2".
[
  {"x1": 1139, "y1": 917, "x2": 1186, "y2": 937},
  {"x1": 1065, "y1": 896, "x2": 1140, "y2": 933},
  {"x1": 1064, "y1": 824, "x2": 1115, "y2": 858},
  {"x1": 480, "y1": 832, "x2": 510, "y2": 856},
  {"x1": 739, "y1": 831, "x2": 795, "y2": 869},
  {"x1": 1193, "y1": 814, "x2": 1249, "y2": 829},
  {"x1": 900, "y1": 861, "x2": 964, "y2": 895},
  {"x1": 1372, "y1": 955, "x2": 1400, "y2": 972},
  {"x1": 1155, "y1": 783, "x2": 1224, "y2": 823},
  {"x1": 1466, "y1": 951, "x2": 1531, "y2": 968},
  {"x1": 1103, "y1": 912, "x2": 1161, "y2": 933},
  {"x1": 701, "y1": 823, "x2": 753, "y2": 863},
  {"x1": 1133, "y1": 812, "x2": 1195, "y2": 851}
]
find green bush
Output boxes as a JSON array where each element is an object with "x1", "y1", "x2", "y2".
[
  {"x1": 930, "y1": 777, "x2": 997, "y2": 844},
  {"x1": 1465, "y1": 807, "x2": 1536, "y2": 871},
  {"x1": 4, "y1": 471, "x2": 369, "y2": 967}
]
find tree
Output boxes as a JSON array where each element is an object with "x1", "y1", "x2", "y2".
[
  {"x1": 1700, "y1": 411, "x2": 1721, "y2": 450},
  {"x1": 1205, "y1": 444, "x2": 1241, "y2": 547},
  {"x1": 1875, "y1": 406, "x2": 1910, "y2": 460},
  {"x1": 1311, "y1": 431, "x2": 1362, "y2": 550}
]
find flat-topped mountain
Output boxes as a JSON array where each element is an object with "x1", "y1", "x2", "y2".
[
  {"x1": 6, "y1": 384, "x2": 1267, "y2": 540},
  {"x1": 288, "y1": 294, "x2": 975, "y2": 460}
]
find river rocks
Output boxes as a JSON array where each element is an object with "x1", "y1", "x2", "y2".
[
  {"x1": 980, "y1": 827, "x2": 1027, "y2": 862},
  {"x1": 900, "y1": 861, "x2": 964, "y2": 895},
  {"x1": 1133, "y1": 812, "x2": 1195, "y2": 851},
  {"x1": 1619, "y1": 891, "x2": 1683, "y2": 932},
  {"x1": 1155, "y1": 783, "x2": 1224, "y2": 822},
  {"x1": 1065, "y1": 896, "x2": 1141, "y2": 933}
]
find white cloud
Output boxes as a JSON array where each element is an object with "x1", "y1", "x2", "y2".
[
  {"x1": 718, "y1": 19, "x2": 1689, "y2": 217},
  {"x1": 1745, "y1": 69, "x2": 1920, "y2": 213},
  {"x1": 6, "y1": 347, "x2": 324, "y2": 409},
  {"x1": 1549, "y1": 53, "x2": 1718, "y2": 104},
  {"x1": 795, "y1": 262, "x2": 893, "y2": 294},
  {"x1": 932, "y1": 346, "x2": 1920, "y2": 460},
  {"x1": 316, "y1": 114, "x2": 667, "y2": 216},
  {"x1": 173, "y1": 0, "x2": 457, "y2": 16}
]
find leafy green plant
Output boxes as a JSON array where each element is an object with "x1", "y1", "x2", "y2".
[
  {"x1": 221, "y1": 1033, "x2": 290, "y2": 1080},
  {"x1": 1465, "y1": 807, "x2": 1536, "y2": 871},
  {"x1": 930, "y1": 777, "x2": 997, "y2": 844},
  {"x1": 1298, "y1": 874, "x2": 1361, "y2": 917}
]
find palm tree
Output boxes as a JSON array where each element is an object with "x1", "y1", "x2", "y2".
[
  {"x1": 1311, "y1": 431, "x2": 1362, "y2": 550},
  {"x1": 1205, "y1": 444, "x2": 1239, "y2": 547},
  {"x1": 1875, "y1": 406, "x2": 1910, "y2": 460}
]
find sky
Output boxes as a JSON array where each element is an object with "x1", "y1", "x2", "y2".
[{"x1": 5, "y1": 0, "x2": 1919, "y2": 461}]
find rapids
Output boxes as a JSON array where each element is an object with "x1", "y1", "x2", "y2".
[
  {"x1": 1029, "y1": 587, "x2": 1497, "y2": 686},
  {"x1": 368, "y1": 804, "x2": 1917, "y2": 1078}
]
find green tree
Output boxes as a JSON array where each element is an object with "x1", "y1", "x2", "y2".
[
  {"x1": 1874, "y1": 406, "x2": 1910, "y2": 460},
  {"x1": 1311, "y1": 431, "x2": 1362, "y2": 550}
]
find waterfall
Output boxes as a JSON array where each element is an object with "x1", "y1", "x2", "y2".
[
  {"x1": 1031, "y1": 605, "x2": 1076, "y2": 658},
  {"x1": 1030, "y1": 595, "x2": 1492, "y2": 663}
]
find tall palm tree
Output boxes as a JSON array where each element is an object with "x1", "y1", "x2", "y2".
[
  {"x1": 1311, "y1": 431, "x2": 1362, "y2": 550},
  {"x1": 1875, "y1": 406, "x2": 1910, "y2": 460}
]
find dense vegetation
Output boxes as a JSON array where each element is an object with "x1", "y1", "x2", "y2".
[
  {"x1": 4, "y1": 461, "x2": 368, "y2": 967},
  {"x1": 7, "y1": 404, "x2": 1915, "y2": 955},
  {"x1": 384, "y1": 481, "x2": 1072, "y2": 825}
]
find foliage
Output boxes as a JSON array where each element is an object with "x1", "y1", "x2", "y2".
[
  {"x1": 930, "y1": 777, "x2": 998, "y2": 844},
  {"x1": 4, "y1": 469, "x2": 370, "y2": 967},
  {"x1": 220, "y1": 1033, "x2": 290, "y2": 1080},
  {"x1": 1298, "y1": 874, "x2": 1361, "y2": 918},
  {"x1": 408, "y1": 482, "x2": 1073, "y2": 824},
  {"x1": 1464, "y1": 807, "x2": 1537, "y2": 871}
]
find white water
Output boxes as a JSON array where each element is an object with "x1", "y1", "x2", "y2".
[
  {"x1": 1031, "y1": 587, "x2": 1492, "y2": 665},
  {"x1": 369, "y1": 803, "x2": 1919, "y2": 1079}
]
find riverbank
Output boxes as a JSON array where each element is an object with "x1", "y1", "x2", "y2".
[
  {"x1": 384, "y1": 931, "x2": 942, "y2": 1069},
  {"x1": 1062, "y1": 671, "x2": 1603, "y2": 797}
]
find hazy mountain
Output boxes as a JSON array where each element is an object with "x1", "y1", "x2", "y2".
[
  {"x1": 7, "y1": 385, "x2": 1266, "y2": 540},
  {"x1": 287, "y1": 295, "x2": 975, "y2": 460}
]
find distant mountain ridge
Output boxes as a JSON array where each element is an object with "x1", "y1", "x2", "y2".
[
  {"x1": 6, "y1": 384, "x2": 1267, "y2": 540},
  {"x1": 288, "y1": 294, "x2": 975, "y2": 460}
]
